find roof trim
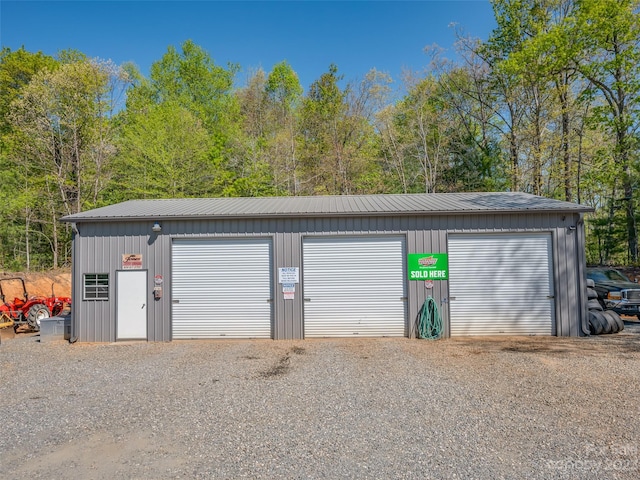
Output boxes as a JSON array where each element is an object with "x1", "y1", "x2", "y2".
[{"x1": 62, "y1": 208, "x2": 592, "y2": 223}]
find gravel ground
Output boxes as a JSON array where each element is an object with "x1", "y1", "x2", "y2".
[{"x1": 1, "y1": 324, "x2": 640, "y2": 480}]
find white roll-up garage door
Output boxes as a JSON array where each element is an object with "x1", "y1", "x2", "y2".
[
  {"x1": 171, "y1": 238, "x2": 272, "y2": 339},
  {"x1": 303, "y1": 237, "x2": 406, "y2": 337},
  {"x1": 448, "y1": 233, "x2": 555, "y2": 336}
]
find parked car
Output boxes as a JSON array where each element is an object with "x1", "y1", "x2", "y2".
[{"x1": 586, "y1": 267, "x2": 640, "y2": 319}]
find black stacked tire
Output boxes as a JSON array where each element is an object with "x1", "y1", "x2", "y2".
[
  {"x1": 587, "y1": 299, "x2": 603, "y2": 311},
  {"x1": 597, "y1": 311, "x2": 609, "y2": 334},
  {"x1": 602, "y1": 310, "x2": 624, "y2": 333},
  {"x1": 604, "y1": 311, "x2": 616, "y2": 334},
  {"x1": 586, "y1": 284, "x2": 625, "y2": 335},
  {"x1": 588, "y1": 310, "x2": 605, "y2": 335}
]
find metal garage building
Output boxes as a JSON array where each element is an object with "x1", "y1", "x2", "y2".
[{"x1": 61, "y1": 192, "x2": 593, "y2": 342}]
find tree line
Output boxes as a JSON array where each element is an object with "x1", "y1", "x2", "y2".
[{"x1": 1, "y1": 0, "x2": 638, "y2": 270}]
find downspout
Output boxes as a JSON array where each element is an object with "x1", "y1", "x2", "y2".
[
  {"x1": 575, "y1": 213, "x2": 590, "y2": 336},
  {"x1": 69, "y1": 222, "x2": 79, "y2": 343}
]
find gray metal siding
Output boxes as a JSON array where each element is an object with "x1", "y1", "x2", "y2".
[
  {"x1": 71, "y1": 212, "x2": 587, "y2": 341},
  {"x1": 576, "y1": 216, "x2": 589, "y2": 335},
  {"x1": 273, "y1": 231, "x2": 303, "y2": 339},
  {"x1": 552, "y1": 214, "x2": 586, "y2": 336}
]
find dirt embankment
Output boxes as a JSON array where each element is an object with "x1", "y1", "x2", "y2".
[{"x1": 0, "y1": 270, "x2": 71, "y2": 301}]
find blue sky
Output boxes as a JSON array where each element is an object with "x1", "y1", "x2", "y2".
[{"x1": 1, "y1": 1, "x2": 497, "y2": 91}]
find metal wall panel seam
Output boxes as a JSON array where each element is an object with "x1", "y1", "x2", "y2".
[{"x1": 552, "y1": 228, "x2": 562, "y2": 336}]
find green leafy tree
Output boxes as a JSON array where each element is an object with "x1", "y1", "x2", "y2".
[
  {"x1": 493, "y1": 0, "x2": 596, "y2": 203},
  {"x1": 382, "y1": 45, "x2": 507, "y2": 194},
  {"x1": 0, "y1": 47, "x2": 58, "y2": 135},
  {"x1": 111, "y1": 101, "x2": 214, "y2": 199},
  {"x1": 127, "y1": 40, "x2": 239, "y2": 144},
  {"x1": 266, "y1": 61, "x2": 303, "y2": 194},
  {"x1": 573, "y1": 0, "x2": 640, "y2": 261},
  {"x1": 498, "y1": 0, "x2": 640, "y2": 261},
  {"x1": 436, "y1": 65, "x2": 508, "y2": 192},
  {"x1": 0, "y1": 47, "x2": 58, "y2": 269},
  {"x1": 224, "y1": 68, "x2": 282, "y2": 198},
  {"x1": 123, "y1": 40, "x2": 260, "y2": 197},
  {"x1": 300, "y1": 65, "x2": 380, "y2": 194},
  {"x1": 481, "y1": 0, "x2": 561, "y2": 195},
  {"x1": 7, "y1": 58, "x2": 130, "y2": 267},
  {"x1": 377, "y1": 74, "x2": 450, "y2": 193}
]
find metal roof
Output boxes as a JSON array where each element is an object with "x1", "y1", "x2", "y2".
[{"x1": 61, "y1": 192, "x2": 593, "y2": 222}]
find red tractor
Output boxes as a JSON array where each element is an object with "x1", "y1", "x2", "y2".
[{"x1": 0, "y1": 277, "x2": 71, "y2": 332}]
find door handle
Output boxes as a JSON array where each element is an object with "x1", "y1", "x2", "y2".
[{"x1": 142, "y1": 303, "x2": 145, "y2": 309}]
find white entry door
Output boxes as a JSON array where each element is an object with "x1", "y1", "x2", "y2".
[{"x1": 117, "y1": 270, "x2": 148, "y2": 340}]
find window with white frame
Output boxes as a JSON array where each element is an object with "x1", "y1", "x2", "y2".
[{"x1": 84, "y1": 274, "x2": 109, "y2": 300}]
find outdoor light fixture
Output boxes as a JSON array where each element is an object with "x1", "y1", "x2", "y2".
[{"x1": 152, "y1": 222, "x2": 162, "y2": 233}]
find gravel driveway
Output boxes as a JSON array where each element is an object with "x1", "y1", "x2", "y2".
[{"x1": 2, "y1": 324, "x2": 640, "y2": 479}]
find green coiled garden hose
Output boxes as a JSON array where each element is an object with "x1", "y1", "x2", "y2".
[{"x1": 417, "y1": 297, "x2": 442, "y2": 340}]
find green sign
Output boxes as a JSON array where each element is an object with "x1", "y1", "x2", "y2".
[{"x1": 408, "y1": 253, "x2": 448, "y2": 280}]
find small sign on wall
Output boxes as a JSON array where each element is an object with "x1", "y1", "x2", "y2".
[
  {"x1": 278, "y1": 267, "x2": 299, "y2": 284},
  {"x1": 407, "y1": 253, "x2": 448, "y2": 280},
  {"x1": 122, "y1": 254, "x2": 143, "y2": 269},
  {"x1": 282, "y1": 282, "x2": 295, "y2": 300}
]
